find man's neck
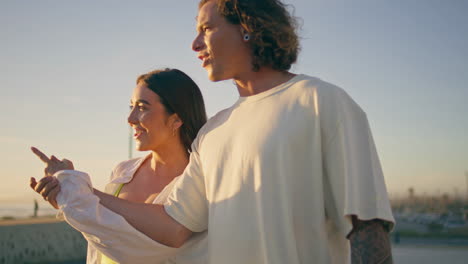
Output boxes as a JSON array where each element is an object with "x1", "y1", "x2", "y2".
[{"x1": 234, "y1": 68, "x2": 296, "y2": 97}]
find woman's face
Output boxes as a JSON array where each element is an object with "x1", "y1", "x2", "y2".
[{"x1": 128, "y1": 83, "x2": 175, "y2": 151}]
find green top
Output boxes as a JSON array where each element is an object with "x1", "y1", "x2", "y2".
[{"x1": 114, "y1": 183, "x2": 125, "y2": 197}]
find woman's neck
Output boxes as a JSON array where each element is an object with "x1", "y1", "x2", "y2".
[{"x1": 149, "y1": 141, "x2": 189, "y2": 179}]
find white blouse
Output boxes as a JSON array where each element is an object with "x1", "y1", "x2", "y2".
[{"x1": 55, "y1": 156, "x2": 207, "y2": 264}]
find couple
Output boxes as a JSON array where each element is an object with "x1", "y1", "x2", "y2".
[{"x1": 31, "y1": 0, "x2": 395, "y2": 263}]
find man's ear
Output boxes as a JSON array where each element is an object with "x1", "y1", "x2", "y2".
[
  {"x1": 239, "y1": 26, "x2": 250, "y2": 41},
  {"x1": 239, "y1": 26, "x2": 247, "y2": 35}
]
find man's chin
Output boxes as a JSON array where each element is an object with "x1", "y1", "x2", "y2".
[
  {"x1": 207, "y1": 71, "x2": 228, "y2": 82},
  {"x1": 208, "y1": 76, "x2": 222, "y2": 82}
]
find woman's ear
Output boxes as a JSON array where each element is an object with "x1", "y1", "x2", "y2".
[{"x1": 171, "y1": 113, "x2": 183, "y2": 131}]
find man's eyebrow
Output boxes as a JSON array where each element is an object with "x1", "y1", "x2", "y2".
[
  {"x1": 196, "y1": 22, "x2": 204, "y2": 32},
  {"x1": 196, "y1": 22, "x2": 210, "y2": 33}
]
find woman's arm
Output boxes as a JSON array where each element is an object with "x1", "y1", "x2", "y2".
[
  {"x1": 32, "y1": 174, "x2": 192, "y2": 248},
  {"x1": 30, "y1": 147, "x2": 193, "y2": 258},
  {"x1": 52, "y1": 170, "x2": 184, "y2": 263},
  {"x1": 93, "y1": 188, "x2": 192, "y2": 248},
  {"x1": 30, "y1": 146, "x2": 192, "y2": 247}
]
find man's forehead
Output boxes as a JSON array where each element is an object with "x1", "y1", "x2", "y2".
[{"x1": 196, "y1": 0, "x2": 217, "y2": 24}]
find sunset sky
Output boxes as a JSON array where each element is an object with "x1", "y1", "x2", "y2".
[{"x1": 1, "y1": 0, "x2": 467, "y2": 203}]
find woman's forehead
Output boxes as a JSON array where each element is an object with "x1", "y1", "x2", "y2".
[{"x1": 131, "y1": 83, "x2": 161, "y2": 103}]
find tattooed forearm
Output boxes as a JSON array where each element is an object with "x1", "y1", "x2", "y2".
[{"x1": 348, "y1": 216, "x2": 393, "y2": 264}]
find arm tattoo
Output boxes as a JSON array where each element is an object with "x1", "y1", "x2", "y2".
[{"x1": 348, "y1": 216, "x2": 393, "y2": 264}]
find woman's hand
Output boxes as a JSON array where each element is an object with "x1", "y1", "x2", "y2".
[
  {"x1": 30, "y1": 176, "x2": 61, "y2": 209},
  {"x1": 30, "y1": 147, "x2": 75, "y2": 209},
  {"x1": 31, "y1": 147, "x2": 74, "y2": 175}
]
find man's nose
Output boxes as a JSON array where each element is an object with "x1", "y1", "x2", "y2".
[{"x1": 192, "y1": 33, "x2": 204, "y2": 52}]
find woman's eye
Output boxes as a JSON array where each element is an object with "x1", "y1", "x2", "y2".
[{"x1": 130, "y1": 103, "x2": 147, "y2": 112}]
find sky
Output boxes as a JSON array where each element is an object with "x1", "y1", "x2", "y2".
[{"x1": 1, "y1": 0, "x2": 467, "y2": 203}]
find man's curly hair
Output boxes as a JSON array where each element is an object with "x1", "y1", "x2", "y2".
[{"x1": 199, "y1": 0, "x2": 300, "y2": 72}]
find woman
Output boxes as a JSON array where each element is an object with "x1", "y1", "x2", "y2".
[{"x1": 30, "y1": 68, "x2": 208, "y2": 264}]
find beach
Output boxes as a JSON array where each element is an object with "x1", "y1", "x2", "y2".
[
  {"x1": 2, "y1": 217, "x2": 468, "y2": 264},
  {"x1": 0, "y1": 216, "x2": 86, "y2": 264}
]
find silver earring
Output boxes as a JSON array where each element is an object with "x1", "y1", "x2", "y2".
[{"x1": 244, "y1": 34, "x2": 250, "y2": 41}]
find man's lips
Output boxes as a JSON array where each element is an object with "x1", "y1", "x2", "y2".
[{"x1": 198, "y1": 54, "x2": 210, "y2": 67}]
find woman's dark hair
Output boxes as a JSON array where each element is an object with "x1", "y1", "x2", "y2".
[
  {"x1": 136, "y1": 68, "x2": 207, "y2": 152},
  {"x1": 199, "y1": 0, "x2": 300, "y2": 72}
]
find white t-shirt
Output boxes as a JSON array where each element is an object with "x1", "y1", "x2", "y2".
[
  {"x1": 55, "y1": 155, "x2": 207, "y2": 264},
  {"x1": 164, "y1": 74, "x2": 394, "y2": 264}
]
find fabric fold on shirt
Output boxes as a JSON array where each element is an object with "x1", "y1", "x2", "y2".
[{"x1": 55, "y1": 170, "x2": 178, "y2": 264}]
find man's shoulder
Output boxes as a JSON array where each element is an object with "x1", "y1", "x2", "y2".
[
  {"x1": 292, "y1": 74, "x2": 365, "y2": 118},
  {"x1": 189, "y1": 106, "x2": 236, "y2": 151},
  {"x1": 199, "y1": 106, "x2": 235, "y2": 132},
  {"x1": 292, "y1": 74, "x2": 347, "y2": 97},
  {"x1": 285, "y1": 74, "x2": 355, "y2": 107}
]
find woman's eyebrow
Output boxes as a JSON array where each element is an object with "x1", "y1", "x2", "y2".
[{"x1": 134, "y1": 99, "x2": 151, "y2": 105}]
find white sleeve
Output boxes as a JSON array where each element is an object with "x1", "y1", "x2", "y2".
[
  {"x1": 164, "y1": 139, "x2": 208, "y2": 232},
  {"x1": 55, "y1": 170, "x2": 177, "y2": 264},
  {"x1": 320, "y1": 89, "x2": 395, "y2": 237}
]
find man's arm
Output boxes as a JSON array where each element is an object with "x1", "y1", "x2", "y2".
[
  {"x1": 94, "y1": 189, "x2": 192, "y2": 248},
  {"x1": 348, "y1": 215, "x2": 393, "y2": 264}
]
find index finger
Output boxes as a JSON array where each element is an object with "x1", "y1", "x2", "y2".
[{"x1": 31, "y1": 147, "x2": 50, "y2": 163}]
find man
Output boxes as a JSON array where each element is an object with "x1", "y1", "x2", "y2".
[
  {"x1": 35, "y1": 0, "x2": 394, "y2": 263},
  {"x1": 164, "y1": 0, "x2": 394, "y2": 262}
]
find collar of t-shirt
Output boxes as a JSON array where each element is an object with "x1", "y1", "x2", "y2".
[{"x1": 234, "y1": 74, "x2": 306, "y2": 106}]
